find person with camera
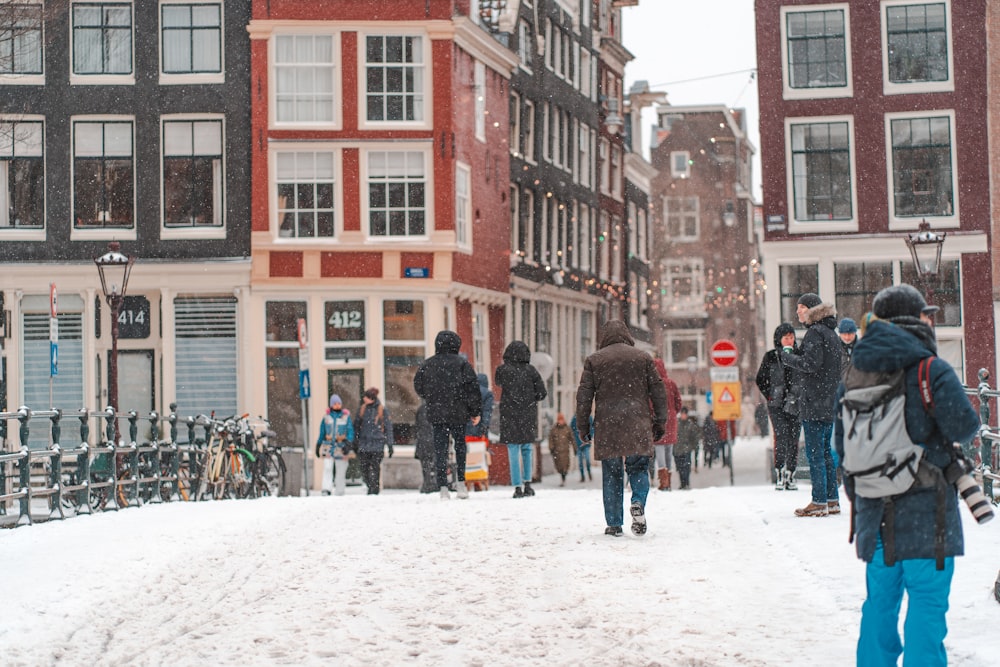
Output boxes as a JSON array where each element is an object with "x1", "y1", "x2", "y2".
[{"x1": 834, "y1": 284, "x2": 981, "y2": 667}]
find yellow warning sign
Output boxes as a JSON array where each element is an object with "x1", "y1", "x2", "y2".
[{"x1": 711, "y1": 381, "x2": 742, "y2": 421}]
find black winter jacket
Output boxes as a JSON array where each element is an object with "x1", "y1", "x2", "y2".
[
  {"x1": 494, "y1": 341, "x2": 547, "y2": 443},
  {"x1": 781, "y1": 303, "x2": 842, "y2": 422},
  {"x1": 755, "y1": 323, "x2": 800, "y2": 415},
  {"x1": 413, "y1": 331, "x2": 482, "y2": 426}
]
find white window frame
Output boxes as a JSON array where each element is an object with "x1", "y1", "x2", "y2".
[
  {"x1": 455, "y1": 161, "x2": 472, "y2": 252},
  {"x1": 670, "y1": 150, "x2": 690, "y2": 179},
  {"x1": 784, "y1": 114, "x2": 859, "y2": 234},
  {"x1": 884, "y1": 108, "x2": 959, "y2": 230},
  {"x1": 664, "y1": 330, "x2": 705, "y2": 370},
  {"x1": 158, "y1": 0, "x2": 224, "y2": 85},
  {"x1": 361, "y1": 145, "x2": 432, "y2": 241},
  {"x1": 472, "y1": 304, "x2": 490, "y2": 377},
  {"x1": 524, "y1": 188, "x2": 535, "y2": 262},
  {"x1": 270, "y1": 31, "x2": 339, "y2": 130},
  {"x1": 0, "y1": 0, "x2": 44, "y2": 85},
  {"x1": 880, "y1": 0, "x2": 953, "y2": 96},
  {"x1": 780, "y1": 3, "x2": 853, "y2": 100},
  {"x1": 517, "y1": 20, "x2": 532, "y2": 71},
  {"x1": 358, "y1": 31, "x2": 430, "y2": 130},
  {"x1": 542, "y1": 101, "x2": 551, "y2": 163},
  {"x1": 474, "y1": 61, "x2": 486, "y2": 142},
  {"x1": 161, "y1": 113, "x2": 226, "y2": 240},
  {"x1": 509, "y1": 91, "x2": 521, "y2": 157},
  {"x1": 509, "y1": 183, "x2": 520, "y2": 265},
  {"x1": 523, "y1": 99, "x2": 536, "y2": 163},
  {"x1": 662, "y1": 259, "x2": 705, "y2": 315},
  {"x1": 664, "y1": 195, "x2": 700, "y2": 242},
  {"x1": 0, "y1": 115, "x2": 45, "y2": 239},
  {"x1": 69, "y1": 1, "x2": 135, "y2": 86},
  {"x1": 70, "y1": 114, "x2": 136, "y2": 241},
  {"x1": 268, "y1": 142, "x2": 342, "y2": 243}
]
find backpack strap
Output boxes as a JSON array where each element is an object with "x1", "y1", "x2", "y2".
[{"x1": 918, "y1": 356, "x2": 936, "y2": 413}]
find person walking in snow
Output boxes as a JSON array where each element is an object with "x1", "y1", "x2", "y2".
[
  {"x1": 834, "y1": 284, "x2": 979, "y2": 666},
  {"x1": 315, "y1": 394, "x2": 355, "y2": 496},
  {"x1": 702, "y1": 416, "x2": 722, "y2": 468},
  {"x1": 548, "y1": 413, "x2": 575, "y2": 486},
  {"x1": 354, "y1": 387, "x2": 394, "y2": 495},
  {"x1": 781, "y1": 292, "x2": 842, "y2": 517},
  {"x1": 755, "y1": 322, "x2": 803, "y2": 491},
  {"x1": 494, "y1": 340, "x2": 547, "y2": 498},
  {"x1": 575, "y1": 320, "x2": 667, "y2": 537},
  {"x1": 674, "y1": 407, "x2": 699, "y2": 490},
  {"x1": 652, "y1": 357, "x2": 682, "y2": 491},
  {"x1": 413, "y1": 330, "x2": 482, "y2": 500},
  {"x1": 570, "y1": 414, "x2": 593, "y2": 482},
  {"x1": 467, "y1": 373, "x2": 494, "y2": 438}
]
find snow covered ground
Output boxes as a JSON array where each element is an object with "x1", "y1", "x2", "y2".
[{"x1": 2, "y1": 436, "x2": 999, "y2": 666}]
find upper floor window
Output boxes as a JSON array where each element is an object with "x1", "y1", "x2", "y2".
[
  {"x1": 161, "y1": 2, "x2": 222, "y2": 77},
  {"x1": 779, "y1": 264, "x2": 819, "y2": 328},
  {"x1": 474, "y1": 61, "x2": 486, "y2": 142},
  {"x1": 670, "y1": 151, "x2": 690, "y2": 179},
  {"x1": 0, "y1": 119, "x2": 44, "y2": 229},
  {"x1": 662, "y1": 259, "x2": 704, "y2": 311},
  {"x1": 275, "y1": 150, "x2": 335, "y2": 239},
  {"x1": 0, "y1": 2, "x2": 43, "y2": 79},
  {"x1": 72, "y1": 2, "x2": 133, "y2": 77},
  {"x1": 163, "y1": 117, "x2": 223, "y2": 229},
  {"x1": 366, "y1": 150, "x2": 427, "y2": 238},
  {"x1": 455, "y1": 162, "x2": 471, "y2": 251},
  {"x1": 509, "y1": 92, "x2": 520, "y2": 157},
  {"x1": 787, "y1": 117, "x2": 855, "y2": 226},
  {"x1": 781, "y1": 4, "x2": 852, "y2": 99},
  {"x1": 886, "y1": 110, "x2": 956, "y2": 224},
  {"x1": 517, "y1": 21, "x2": 532, "y2": 69},
  {"x1": 523, "y1": 99, "x2": 536, "y2": 163},
  {"x1": 364, "y1": 35, "x2": 425, "y2": 124},
  {"x1": 882, "y1": 1, "x2": 951, "y2": 94},
  {"x1": 73, "y1": 119, "x2": 134, "y2": 229},
  {"x1": 274, "y1": 34, "x2": 336, "y2": 126},
  {"x1": 665, "y1": 196, "x2": 699, "y2": 241}
]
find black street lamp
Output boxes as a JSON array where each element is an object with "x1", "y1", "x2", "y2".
[
  {"x1": 905, "y1": 219, "x2": 946, "y2": 308},
  {"x1": 94, "y1": 241, "x2": 135, "y2": 443}
]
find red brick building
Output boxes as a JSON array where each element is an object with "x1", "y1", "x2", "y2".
[
  {"x1": 245, "y1": 1, "x2": 518, "y2": 475},
  {"x1": 755, "y1": 0, "x2": 995, "y2": 384}
]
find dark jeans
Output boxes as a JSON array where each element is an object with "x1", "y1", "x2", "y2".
[
  {"x1": 358, "y1": 451, "x2": 384, "y2": 494},
  {"x1": 673, "y1": 451, "x2": 692, "y2": 488},
  {"x1": 803, "y1": 420, "x2": 838, "y2": 504},
  {"x1": 601, "y1": 455, "x2": 650, "y2": 528},
  {"x1": 433, "y1": 422, "x2": 467, "y2": 488},
  {"x1": 769, "y1": 407, "x2": 801, "y2": 471}
]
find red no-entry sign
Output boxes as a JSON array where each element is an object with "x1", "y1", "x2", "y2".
[{"x1": 710, "y1": 339, "x2": 739, "y2": 367}]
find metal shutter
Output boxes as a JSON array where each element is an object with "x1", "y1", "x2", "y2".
[
  {"x1": 174, "y1": 296, "x2": 238, "y2": 431},
  {"x1": 22, "y1": 313, "x2": 84, "y2": 449}
]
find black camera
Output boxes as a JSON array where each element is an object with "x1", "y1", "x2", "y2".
[{"x1": 945, "y1": 458, "x2": 994, "y2": 525}]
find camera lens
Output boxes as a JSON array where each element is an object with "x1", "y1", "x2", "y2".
[{"x1": 954, "y1": 473, "x2": 995, "y2": 525}]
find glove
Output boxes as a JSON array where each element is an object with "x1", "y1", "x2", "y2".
[
  {"x1": 388, "y1": 446, "x2": 394, "y2": 458},
  {"x1": 314, "y1": 444, "x2": 321, "y2": 458},
  {"x1": 652, "y1": 422, "x2": 666, "y2": 442}
]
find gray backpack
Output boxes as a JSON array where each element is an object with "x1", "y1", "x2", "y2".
[{"x1": 840, "y1": 358, "x2": 934, "y2": 498}]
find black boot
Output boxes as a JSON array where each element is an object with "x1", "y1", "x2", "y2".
[{"x1": 523, "y1": 481, "x2": 535, "y2": 497}]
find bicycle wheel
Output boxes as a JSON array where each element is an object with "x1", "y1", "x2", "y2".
[
  {"x1": 220, "y1": 450, "x2": 253, "y2": 499},
  {"x1": 256, "y1": 450, "x2": 286, "y2": 497}
]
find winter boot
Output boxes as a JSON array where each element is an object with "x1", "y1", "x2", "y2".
[
  {"x1": 456, "y1": 484, "x2": 469, "y2": 499},
  {"x1": 630, "y1": 501, "x2": 647, "y2": 536},
  {"x1": 513, "y1": 486, "x2": 524, "y2": 499},
  {"x1": 560, "y1": 473, "x2": 566, "y2": 487},
  {"x1": 587, "y1": 470, "x2": 592, "y2": 481},
  {"x1": 439, "y1": 486, "x2": 451, "y2": 500},
  {"x1": 657, "y1": 468, "x2": 670, "y2": 491},
  {"x1": 523, "y1": 481, "x2": 535, "y2": 497},
  {"x1": 784, "y1": 469, "x2": 798, "y2": 491},
  {"x1": 774, "y1": 468, "x2": 784, "y2": 491}
]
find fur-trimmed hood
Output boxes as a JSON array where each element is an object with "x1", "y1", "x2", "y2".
[{"x1": 802, "y1": 302, "x2": 837, "y2": 327}]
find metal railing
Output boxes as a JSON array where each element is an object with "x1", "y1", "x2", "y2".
[{"x1": 963, "y1": 368, "x2": 1000, "y2": 501}]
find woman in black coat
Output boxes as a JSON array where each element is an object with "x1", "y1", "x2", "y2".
[
  {"x1": 755, "y1": 322, "x2": 802, "y2": 490},
  {"x1": 494, "y1": 341, "x2": 547, "y2": 498}
]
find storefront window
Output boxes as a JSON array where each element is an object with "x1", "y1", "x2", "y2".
[{"x1": 383, "y1": 300, "x2": 425, "y2": 444}]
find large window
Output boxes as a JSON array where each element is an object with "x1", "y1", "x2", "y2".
[
  {"x1": 662, "y1": 259, "x2": 704, "y2": 313},
  {"x1": 265, "y1": 301, "x2": 306, "y2": 448},
  {"x1": 834, "y1": 262, "x2": 893, "y2": 322},
  {"x1": 0, "y1": 2, "x2": 43, "y2": 77},
  {"x1": 72, "y1": 2, "x2": 133, "y2": 76},
  {"x1": 455, "y1": 162, "x2": 471, "y2": 250},
  {"x1": 665, "y1": 330, "x2": 704, "y2": 370},
  {"x1": 779, "y1": 264, "x2": 819, "y2": 327},
  {"x1": 887, "y1": 111, "x2": 955, "y2": 220},
  {"x1": 274, "y1": 34, "x2": 335, "y2": 125},
  {"x1": 474, "y1": 61, "x2": 485, "y2": 142},
  {"x1": 383, "y1": 299, "x2": 425, "y2": 440},
  {"x1": 0, "y1": 119, "x2": 44, "y2": 229},
  {"x1": 163, "y1": 118, "x2": 223, "y2": 228},
  {"x1": 73, "y1": 119, "x2": 134, "y2": 229},
  {"x1": 665, "y1": 196, "x2": 698, "y2": 241},
  {"x1": 325, "y1": 299, "x2": 366, "y2": 361},
  {"x1": 364, "y1": 35, "x2": 425, "y2": 123},
  {"x1": 782, "y1": 5, "x2": 851, "y2": 97},
  {"x1": 472, "y1": 305, "x2": 489, "y2": 377},
  {"x1": 275, "y1": 151, "x2": 335, "y2": 238},
  {"x1": 523, "y1": 99, "x2": 535, "y2": 163},
  {"x1": 883, "y1": 1, "x2": 950, "y2": 92},
  {"x1": 366, "y1": 150, "x2": 426, "y2": 237},
  {"x1": 788, "y1": 118, "x2": 854, "y2": 222},
  {"x1": 161, "y1": 2, "x2": 222, "y2": 76}
]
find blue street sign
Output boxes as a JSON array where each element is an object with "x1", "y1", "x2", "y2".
[
  {"x1": 705, "y1": 390, "x2": 712, "y2": 405},
  {"x1": 404, "y1": 267, "x2": 429, "y2": 278},
  {"x1": 50, "y1": 342, "x2": 58, "y2": 377},
  {"x1": 299, "y1": 369, "x2": 311, "y2": 399}
]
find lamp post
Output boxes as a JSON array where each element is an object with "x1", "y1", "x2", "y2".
[
  {"x1": 94, "y1": 241, "x2": 135, "y2": 443},
  {"x1": 904, "y1": 219, "x2": 946, "y2": 309}
]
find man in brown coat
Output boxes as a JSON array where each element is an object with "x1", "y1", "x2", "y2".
[{"x1": 576, "y1": 320, "x2": 668, "y2": 536}]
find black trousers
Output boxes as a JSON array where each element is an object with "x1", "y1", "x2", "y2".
[
  {"x1": 433, "y1": 422, "x2": 467, "y2": 487},
  {"x1": 768, "y1": 407, "x2": 801, "y2": 471},
  {"x1": 358, "y1": 451, "x2": 384, "y2": 494},
  {"x1": 674, "y1": 451, "x2": 692, "y2": 487}
]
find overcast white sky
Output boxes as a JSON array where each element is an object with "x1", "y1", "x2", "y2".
[{"x1": 622, "y1": 1, "x2": 762, "y2": 201}]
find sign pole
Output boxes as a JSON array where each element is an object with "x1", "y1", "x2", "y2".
[
  {"x1": 49, "y1": 283, "x2": 58, "y2": 408},
  {"x1": 297, "y1": 318, "x2": 311, "y2": 496}
]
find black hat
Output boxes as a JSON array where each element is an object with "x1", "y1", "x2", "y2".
[
  {"x1": 797, "y1": 293, "x2": 822, "y2": 309},
  {"x1": 872, "y1": 284, "x2": 939, "y2": 320}
]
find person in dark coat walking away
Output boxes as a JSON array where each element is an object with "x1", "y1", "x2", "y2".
[
  {"x1": 353, "y1": 387, "x2": 394, "y2": 495},
  {"x1": 834, "y1": 284, "x2": 980, "y2": 667},
  {"x1": 548, "y1": 413, "x2": 575, "y2": 486},
  {"x1": 576, "y1": 320, "x2": 668, "y2": 536},
  {"x1": 494, "y1": 340, "x2": 547, "y2": 498},
  {"x1": 413, "y1": 402, "x2": 437, "y2": 493},
  {"x1": 413, "y1": 330, "x2": 482, "y2": 500},
  {"x1": 652, "y1": 358, "x2": 682, "y2": 491},
  {"x1": 570, "y1": 414, "x2": 593, "y2": 482},
  {"x1": 755, "y1": 322, "x2": 803, "y2": 491},
  {"x1": 466, "y1": 373, "x2": 494, "y2": 437},
  {"x1": 781, "y1": 293, "x2": 842, "y2": 517},
  {"x1": 674, "y1": 408, "x2": 700, "y2": 490}
]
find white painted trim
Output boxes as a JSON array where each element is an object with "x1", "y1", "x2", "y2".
[
  {"x1": 880, "y1": 0, "x2": 954, "y2": 96},
  {"x1": 780, "y1": 3, "x2": 854, "y2": 101},
  {"x1": 267, "y1": 30, "x2": 342, "y2": 131},
  {"x1": 884, "y1": 108, "x2": 960, "y2": 229},
  {"x1": 356, "y1": 29, "x2": 433, "y2": 132},
  {"x1": 784, "y1": 114, "x2": 859, "y2": 234}
]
